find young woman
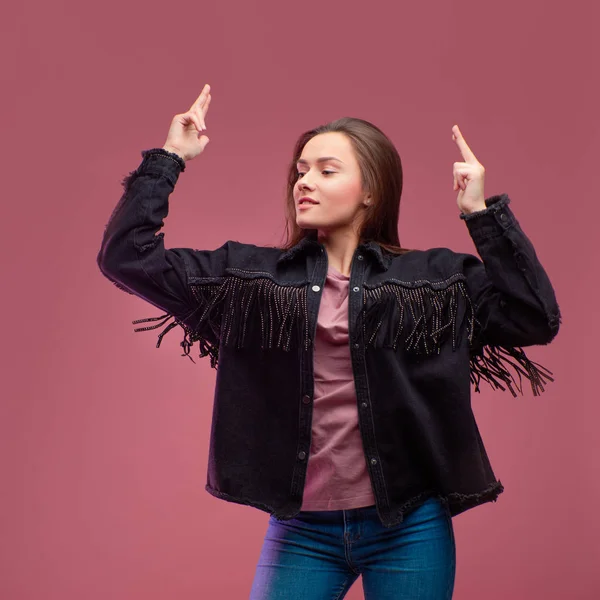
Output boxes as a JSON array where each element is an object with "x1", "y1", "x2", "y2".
[{"x1": 97, "y1": 84, "x2": 561, "y2": 599}]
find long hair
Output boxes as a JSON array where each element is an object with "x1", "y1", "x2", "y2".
[{"x1": 278, "y1": 117, "x2": 413, "y2": 256}]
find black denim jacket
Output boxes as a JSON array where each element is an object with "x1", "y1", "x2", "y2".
[{"x1": 97, "y1": 148, "x2": 561, "y2": 528}]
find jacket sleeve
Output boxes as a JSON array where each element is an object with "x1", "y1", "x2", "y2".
[
  {"x1": 458, "y1": 193, "x2": 562, "y2": 395},
  {"x1": 96, "y1": 147, "x2": 231, "y2": 366}
]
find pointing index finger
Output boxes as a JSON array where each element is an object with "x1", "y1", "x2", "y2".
[
  {"x1": 191, "y1": 84, "x2": 211, "y2": 109},
  {"x1": 452, "y1": 124, "x2": 477, "y2": 163}
]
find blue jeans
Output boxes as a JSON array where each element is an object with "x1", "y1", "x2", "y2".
[{"x1": 249, "y1": 497, "x2": 456, "y2": 599}]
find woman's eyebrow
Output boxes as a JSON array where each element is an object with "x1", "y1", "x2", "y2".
[{"x1": 296, "y1": 156, "x2": 344, "y2": 165}]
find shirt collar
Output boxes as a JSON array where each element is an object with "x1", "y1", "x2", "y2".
[{"x1": 277, "y1": 232, "x2": 389, "y2": 271}]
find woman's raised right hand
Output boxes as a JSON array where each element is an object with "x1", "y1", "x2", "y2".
[{"x1": 162, "y1": 84, "x2": 212, "y2": 162}]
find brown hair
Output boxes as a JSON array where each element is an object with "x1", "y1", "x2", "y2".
[{"x1": 277, "y1": 116, "x2": 414, "y2": 256}]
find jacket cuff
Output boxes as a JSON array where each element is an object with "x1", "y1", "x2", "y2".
[
  {"x1": 459, "y1": 193, "x2": 515, "y2": 243},
  {"x1": 139, "y1": 147, "x2": 186, "y2": 174}
]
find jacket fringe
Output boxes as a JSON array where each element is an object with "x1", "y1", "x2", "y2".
[
  {"x1": 130, "y1": 275, "x2": 554, "y2": 395},
  {"x1": 130, "y1": 275, "x2": 310, "y2": 369},
  {"x1": 359, "y1": 278, "x2": 555, "y2": 396},
  {"x1": 359, "y1": 278, "x2": 476, "y2": 354},
  {"x1": 193, "y1": 275, "x2": 311, "y2": 353},
  {"x1": 130, "y1": 312, "x2": 220, "y2": 368},
  {"x1": 469, "y1": 344, "x2": 554, "y2": 397}
]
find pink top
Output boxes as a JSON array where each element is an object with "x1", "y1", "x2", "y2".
[{"x1": 300, "y1": 263, "x2": 377, "y2": 511}]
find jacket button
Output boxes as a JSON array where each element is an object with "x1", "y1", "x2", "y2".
[
  {"x1": 312, "y1": 285, "x2": 321, "y2": 292},
  {"x1": 370, "y1": 458, "x2": 377, "y2": 465},
  {"x1": 361, "y1": 402, "x2": 367, "y2": 408},
  {"x1": 353, "y1": 286, "x2": 360, "y2": 292},
  {"x1": 500, "y1": 213, "x2": 507, "y2": 221},
  {"x1": 298, "y1": 451, "x2": 306, "y2": 460},
  {"x1": 302, "y1": 394, "x2": 311, "y2": 404},
  {"x1": 354, "y1": 343, "x2": 359, "y2": 348},
  {"x1": 357, "y1": 255, "x2": 363, "y2": 260}
]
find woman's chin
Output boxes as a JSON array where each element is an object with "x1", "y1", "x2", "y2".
[{"x1": 296, "y1": 216, "x2": 317, "y2": 228}]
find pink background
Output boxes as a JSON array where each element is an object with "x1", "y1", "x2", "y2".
[{"x1": 2, "y1": 0, "x2": 598, "y2": 598}]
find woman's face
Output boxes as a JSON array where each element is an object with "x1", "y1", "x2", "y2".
[{"x1": 294, "y1": 132, "x2": 370, "y2": 236}]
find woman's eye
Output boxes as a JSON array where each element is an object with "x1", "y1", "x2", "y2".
[{"x1": 297, "y1": 170, "x2": 334, "y2": 178}]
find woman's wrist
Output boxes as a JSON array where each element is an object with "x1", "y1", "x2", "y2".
[{"x1": 162, "y1": 145, "x2": 187, "y2": 162}]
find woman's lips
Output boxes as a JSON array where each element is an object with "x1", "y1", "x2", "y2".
[{"x1": 298, "y1": 203, "x2": 318, "y2": 210}]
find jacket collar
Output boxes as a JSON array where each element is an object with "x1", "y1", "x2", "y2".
[{"x1": 277, "y1": 231, "x2": 389, "y2": 271}]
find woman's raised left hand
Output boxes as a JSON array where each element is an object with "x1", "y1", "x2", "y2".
[{"x1": 452, "y1": 125, "x2": 487, "y2": 214}]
